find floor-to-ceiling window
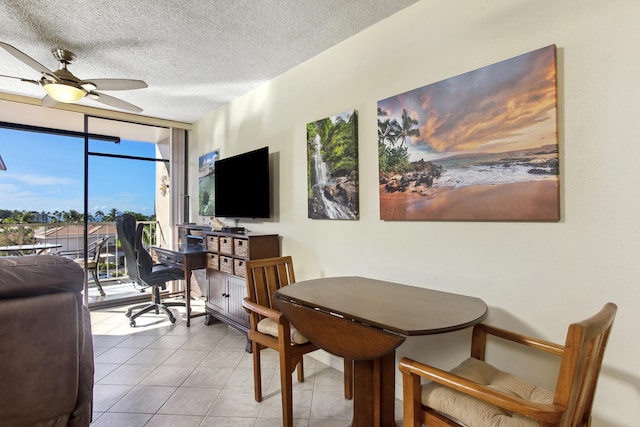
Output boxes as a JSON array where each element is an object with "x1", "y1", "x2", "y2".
[
  {"x1": 85, "y1": 116, "x2": 173, "y2": 308},
  {"x1": 0, "y1": 127, "x2": 84, "y2": 224},
  {"x1": 0, "y1": 112, "x2": 181, "y2": 309},
  {"x1": 88, "y1": 138, "x2": 158, "y2": 223}
]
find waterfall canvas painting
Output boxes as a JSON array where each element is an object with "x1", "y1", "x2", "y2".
[
  {"x1": 378, "y1": 45, "x2": 559, "y2": 221},
  {"x1": 307, "y1": 110, "x2": 359, "y2": 219}
]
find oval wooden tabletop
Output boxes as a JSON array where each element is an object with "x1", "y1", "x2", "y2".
[{"x1": 274, "y1": 276, "x2": 488, "y2": 336}]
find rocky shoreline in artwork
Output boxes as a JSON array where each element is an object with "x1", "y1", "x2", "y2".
[
  {"x1": 379, "y1": 160, "x2": 444, "y2": 195},
  {"x1": 380, "y1": 148, "x2": 559, "y2": 196}
]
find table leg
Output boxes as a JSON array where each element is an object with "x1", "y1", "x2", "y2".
[
  {"x1": 185, "y1": 266, "x2": 191, "y2": 327},
  {"x1": 351, "y1": 351, "x2": 396, "y2": 427}
]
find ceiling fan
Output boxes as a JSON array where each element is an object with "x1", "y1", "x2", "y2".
[{"x1": 0, "y1": 41, "x2": 147, "y2": 113}]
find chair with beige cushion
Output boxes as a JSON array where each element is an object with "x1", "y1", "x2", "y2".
[
  {"x1": 399, "y1": 303, "x2": 616, "y2": 427},
  {"x1": 243, "y1": 256, "x2": 353, "y2": 427}
]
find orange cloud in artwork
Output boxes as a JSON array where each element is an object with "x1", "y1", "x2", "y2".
[{"x1": 379, "y1": 45, "x2": 557, "y2": 158}]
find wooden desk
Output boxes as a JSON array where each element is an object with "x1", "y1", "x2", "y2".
[
  {"x1": 274, "y1": 276, "x2": 488, "y2": 427},
  {"x1": 152, "y1": 245, "x2": 207, "y2": 327},
  {"x1": 0, "y1": 243, "x2": 62, "y2": 256}
]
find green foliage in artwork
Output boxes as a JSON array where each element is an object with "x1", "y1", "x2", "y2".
[
  {"x1": 306, "y1": 112, "x2": 358, "y2": 198},
  {"x1": 377, "y1": 107, "x2": 418, "y2": 175}
]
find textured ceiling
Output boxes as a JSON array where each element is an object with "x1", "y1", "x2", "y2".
[{"x1": 0, "y1": 0, "x2": 417, "y2": 123}]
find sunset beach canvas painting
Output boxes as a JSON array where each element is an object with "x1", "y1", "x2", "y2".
[{"x1": 378, "y1": 45, "x2": 559, "y2": 221}]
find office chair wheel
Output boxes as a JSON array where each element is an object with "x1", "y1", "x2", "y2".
[
  {"x1": 129, "y1": 320, "x2": 136, "y2": 327},
  {"x1": 125, "y1": 311, "x2": 132, "y2": 318}
]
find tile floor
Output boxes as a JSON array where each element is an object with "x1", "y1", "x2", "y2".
[{"x1": 90, "y1": 302, "x2": 404, "y2": 426}]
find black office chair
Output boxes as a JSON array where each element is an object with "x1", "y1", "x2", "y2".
[{"x1": 116, "y1": 214, "x2": 186, "y2": 327}]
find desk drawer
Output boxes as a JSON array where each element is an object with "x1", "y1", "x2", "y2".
[
  {"x1": 219, "y1": 256, "x2": 234, "y2": 274},
  {"x1": 233, "y1": 238, "x2": 248, "y2": 257},
  {"x1": 234, "y1": 258, "x2": 246, "y2": 278},
  {"x1": 219, "y1": 237, "x2": 233, "y2": 254},
  {"x1": 205, "y1": 235, "x2": 219, "y2": 252},
  {"x1": 207, "y1": 253, "x2": 219, "y2": 270}
]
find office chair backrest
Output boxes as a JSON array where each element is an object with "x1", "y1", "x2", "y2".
[
  {"x1": 116, "y1": 214, "x2": 166, "y2": 286},
  {"x1": 116, "y1": 214, "x2": 146, "y2": 286},
  {"x1": 134, "y1": 221, "x2": 156, "y2": 285}
]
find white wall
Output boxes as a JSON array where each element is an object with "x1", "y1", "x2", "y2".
[{"x1": 189, "y1": 1, "x2": 640, "y2": 425}]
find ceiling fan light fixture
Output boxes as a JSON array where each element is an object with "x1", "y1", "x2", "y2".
[{"x1": 43, "y1": 82, "x2": 85, "y2": 103}]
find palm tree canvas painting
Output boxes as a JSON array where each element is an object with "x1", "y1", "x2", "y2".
[
  {"x1": 198, "y1": 150, "x2": 218, "y2": 216},
  {"x1": 307, "y1": 110, "x2": 359, "y2": 219},
  {"x1": 378, "y1": 45, "x2": 559, "y2": 221}
]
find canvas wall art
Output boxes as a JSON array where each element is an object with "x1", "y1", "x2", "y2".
[
  {"x1": 198, "y1": 150, "x2": 218, "y2": 216},
  {"x1": 307, "y1": 110, "x2": 359, "y2": 219},
  {"x1": 378, "y1": 45, "x2": 559, "y2": 221}
]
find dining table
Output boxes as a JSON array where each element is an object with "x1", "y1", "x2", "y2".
[{"x1": 273, "y1": 276, "x2": 488, "y2": 427}]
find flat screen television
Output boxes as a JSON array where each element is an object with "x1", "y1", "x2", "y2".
[{"x1": 214, "y1": 147, "x2": 270, "y2": 218}]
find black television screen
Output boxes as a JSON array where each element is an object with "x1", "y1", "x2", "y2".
[{"x1": 214, "y1": 147, "x2": 270, "y2": 218}]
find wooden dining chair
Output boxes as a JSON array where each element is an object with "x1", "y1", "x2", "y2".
[
  {"x1": 243, "y1": 256, "x2": 353, "y2": 427},
  {"x1": 399, "y1": 303, "x2": 616, "y2": 427},
  {"x1": 57, "y1": 236, "x2": 109, "y2": 296}
]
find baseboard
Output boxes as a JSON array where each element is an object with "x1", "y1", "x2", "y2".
[{"x1": 310, "y1": 349, "x2": 344, "y2": 372}]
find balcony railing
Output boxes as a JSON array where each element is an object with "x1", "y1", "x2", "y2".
[{"x1": 0, "y1": 221, "x2": 168, "y2": 291}]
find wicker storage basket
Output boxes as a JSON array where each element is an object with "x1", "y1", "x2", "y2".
[
  {"x1": 233, "y1": 238, "x2": 248, "y2": 257},
  {"x1": 219, "y1": 237, "x2": 233, "y2": 254},
  {"x1": 219, "y1": 256, "x2": 233, "y2": 274},
  {"x1": 234, "y1": 258, "x2": 246, "y2": 277},
  {"x1": 205, "y1": 235, "x2": 219, "y2": 252},
  {"x1": 207, "y1": 253, "x2": 219, "y2": 270}
]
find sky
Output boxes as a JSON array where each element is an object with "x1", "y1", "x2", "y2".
[
  {"x1": 377, "y1": 45, "x2": 558, "y2": 162},
  {"x1": 0, "y1": 127, "x2": 157, "y2": 216}
]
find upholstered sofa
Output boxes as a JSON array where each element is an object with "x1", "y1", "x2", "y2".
[{"x1": 0, "y1": 255, "x2": 94, "y2": 427}]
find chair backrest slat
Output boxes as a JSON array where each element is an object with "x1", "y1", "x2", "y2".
[
  {"x1": 91, "y1": 237, "x2": 109, "y2": 263},
  {"x1": 555, "y1": 302, "x2": 616, "y2": 426},
  {"x1": 245, "y1": 256, "x2": 295, "y2": 317}
]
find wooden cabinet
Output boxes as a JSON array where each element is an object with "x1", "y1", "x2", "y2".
[
  {"x1": 208, "y1": 274, "x2": 248, "y2": 329},
  {"x1": 203, "y1": 231, "x2": 279, "y2": 334}
]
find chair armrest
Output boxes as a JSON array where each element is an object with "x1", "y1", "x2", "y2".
[
  {"x1": 55, "y1": 248, "x2": 84, "y2": 258},
  {"x1": 56, "y1": 249, "x2": 79, "y2": 255},
  {"x1": 399, "y1": 356, "x2": 566, "y2": 424},
  {"x1": 472, "y1": 323, "x2": 565, "y2": 359},
  {"x1": 242, "y1": 298, "x2": 285, "y2": 322}
]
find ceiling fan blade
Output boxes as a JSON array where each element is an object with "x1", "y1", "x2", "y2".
[
  {"x1": 80, "y1": 78, "x2": 148, "y2": 91},
  {"x1": 91, "y1": 91, "x2": 143, "y2": 113},
  {"x1": 0, "y1": 42, "x2": 55, "y2": 77},
  {"x1": 0, "y1": 73, "x2": 40, "y2": 85},
  {"x1": 41, "y1": 95, "x2": 59, "y2": 107}
]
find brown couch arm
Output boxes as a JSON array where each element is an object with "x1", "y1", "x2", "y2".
[
  {"x1": 0, "y1": 255, "x2": 84, "y2": 298},
  {"x1": 0, "y1": 255, "x2": 93, "y2": 427},
  {"x1": 69, "y1": 305, "x2": 95, "y2": 427}
]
